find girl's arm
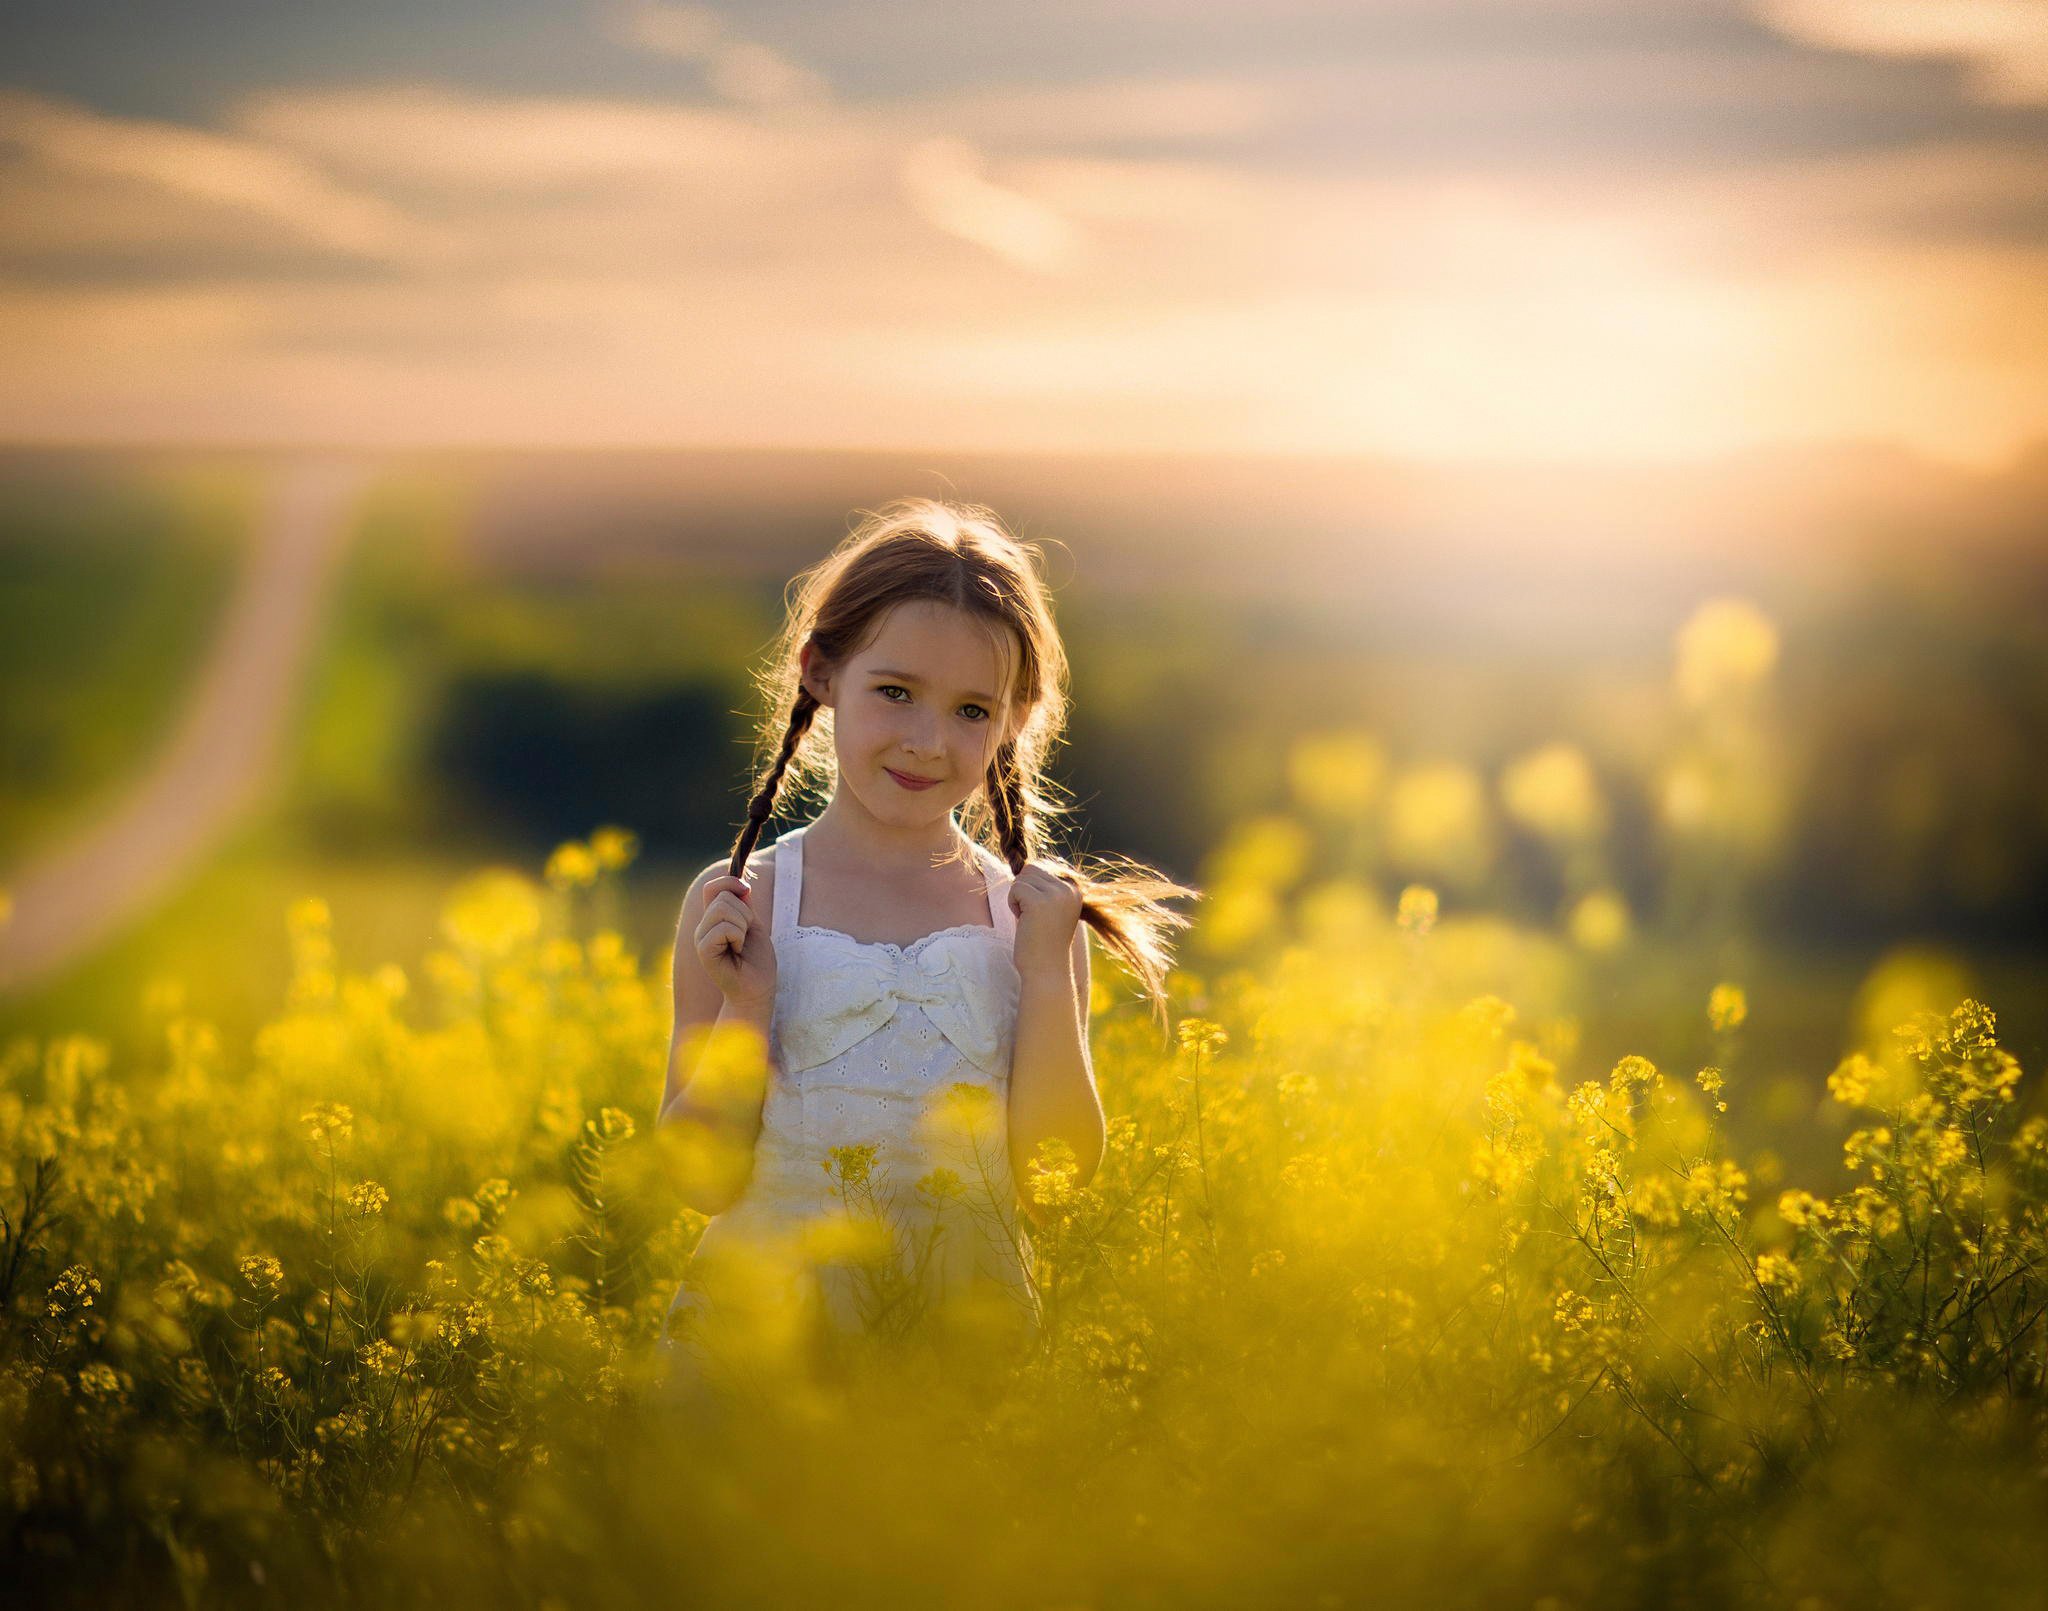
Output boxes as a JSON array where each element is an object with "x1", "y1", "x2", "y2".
[
  {"x1": 1008, "y1": 921, "x2": 1102, "y2": 1224},
  {"x1": 655, "y1": 860, "x2": 775, "y2": 1217}
]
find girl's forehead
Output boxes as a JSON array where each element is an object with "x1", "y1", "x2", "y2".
[{"x1": 858, "y1": 601, "x2": 1018, "y2": 690}]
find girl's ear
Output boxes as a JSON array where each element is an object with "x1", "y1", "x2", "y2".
[{"x1": 798, "y1": 640, "x2": 835, "y2": 708}]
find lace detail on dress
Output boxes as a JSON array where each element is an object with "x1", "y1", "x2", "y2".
[{"x1": 787, "y1": 921, "x2": 999, "y2": 956}]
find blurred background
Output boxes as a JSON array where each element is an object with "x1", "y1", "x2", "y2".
[{"x1": 2, "y1": 0, "x2": 2045, "y2": 1150}]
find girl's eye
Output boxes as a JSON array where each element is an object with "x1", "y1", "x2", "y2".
[{"x1": 878, "y1": 686, "x2": 989, "y2": 722}]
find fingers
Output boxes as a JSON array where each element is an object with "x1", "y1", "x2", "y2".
[{"x1": 697, "y1": 889, "x2": 753, "y2": 960}]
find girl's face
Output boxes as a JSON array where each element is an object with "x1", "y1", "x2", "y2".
[{"x1": 803, "y1": 600, "x2": 1021, "y2": 826}]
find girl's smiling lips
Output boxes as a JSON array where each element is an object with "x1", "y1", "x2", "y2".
[{"x1": 886, "y1": 767, "x2": 940, "y2": 790}]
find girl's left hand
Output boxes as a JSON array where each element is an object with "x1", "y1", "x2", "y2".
[{"x1": 1009, "y1": 862, "x2": 1085, "y2": 978}]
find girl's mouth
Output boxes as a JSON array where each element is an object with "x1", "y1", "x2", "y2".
[{"x1": 886, "y1": 768, "x2": 939, "y2": 791}]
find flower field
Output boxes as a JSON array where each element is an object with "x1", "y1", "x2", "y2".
[{"x1": 5, "y1": 806, "x2": 2044, "y2": 1608}]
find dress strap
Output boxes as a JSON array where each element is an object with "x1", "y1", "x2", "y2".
[
  {"x1": 771, "y1": 822, "x2": 806, "y2": 937},
  {"x1": 975, "y1": 840, "x2": 1018, "y2": 944}
]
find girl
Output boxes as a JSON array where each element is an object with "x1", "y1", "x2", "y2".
[{"x1": 655, "y1": 497, "x2": 1193, "y2": 1378}]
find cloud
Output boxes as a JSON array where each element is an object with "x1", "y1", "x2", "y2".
[
  {"x1": 601, "y1": 0, "x2": 832, "y2": 107},
  {"x1": 1754, "y1": 0, "x2": 2048, "y2": 106},
  {"x1": 0, "y1": 89, "x2": 435, "y2": 264},
  {"x1": 232, "y1": 82, "x2": 839, "y2": 192},
  {"x1": 0, "y1": 51, "x2": 2044, "y2": 463},
  {"x1": 900, "y1": 138, "x2": 1087, "y2": 275}
]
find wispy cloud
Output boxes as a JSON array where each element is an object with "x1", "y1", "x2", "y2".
[
  {"x1": 0, "y1": 89, "x2": 436, "y2": 264},
  {"x1": 602, "y1": 0, "x2": 832, "y2": 107},
  {"x1": 900, "y1": 138, "x2": 1088, "y2": 275},
  {"x1": 1755, "y1": 0, "x2": 2048, "y2": 106},
  {"x1": 0, "y1": 0, "x2": 2043, "y2": 462}
]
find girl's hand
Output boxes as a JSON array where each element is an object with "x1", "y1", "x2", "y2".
[
  {"x1": 1009, "y1": 862, "x2": 1085, "y2": 979},
  {"x1": 696, "y1": 873, "x2": 777, "y2": 1015}
]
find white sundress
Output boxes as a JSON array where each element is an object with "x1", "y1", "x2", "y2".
[{"x1": 660, "y1": 819, "x2": 1042, "y2": 1364}]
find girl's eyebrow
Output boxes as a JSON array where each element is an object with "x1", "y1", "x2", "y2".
[{"x1": 868, "y1": 668, "x2": 997, "y2": 704}]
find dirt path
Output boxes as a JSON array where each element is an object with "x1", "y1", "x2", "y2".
[{"x1": 0, "y1": 458, "x2": 373, "y2": 994}]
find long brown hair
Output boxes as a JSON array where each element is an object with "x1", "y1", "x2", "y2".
[{"x1": 725, "y1": 496, "x2": 1196, "y2": 1026}]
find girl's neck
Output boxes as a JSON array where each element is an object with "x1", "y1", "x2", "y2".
[{"x1": 801, "y1": 794, "x2": 974, "y2": 877}]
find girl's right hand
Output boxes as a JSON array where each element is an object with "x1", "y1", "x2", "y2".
[{"x1": 695, "y1": 873, "x2": 777, "y2": 1013}]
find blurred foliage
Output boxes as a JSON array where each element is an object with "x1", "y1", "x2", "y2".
[
  {"x1": 0, "y1": 464, "x2": 250, "y2": 862},
  {"x1": 3, "y1": 821, "x2": 2046, "y2": 1607}
]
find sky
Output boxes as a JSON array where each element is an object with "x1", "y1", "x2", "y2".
[{"x1": 3, "y1": 0, "x2": 2046, "y2": 465}]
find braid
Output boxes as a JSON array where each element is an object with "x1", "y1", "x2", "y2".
[
  {"x1": 986, "y1": 740, "x2": 1032, "y2": 874},
  {"x1": 728, "y1": 685, "x2": 819, "y2": 877}
]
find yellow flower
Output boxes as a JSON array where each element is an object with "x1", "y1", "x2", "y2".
[
  {"x1": 1396, "y1": 885, "x2": 1439, "y2": 936},
  {"x1": 301, "y1": 1102, "x2": 355, "y2": 1147},
  {"x1": 823, "y1": 1142, "x2": 879, "y2": 1187},
  {"x1": 1826, "y1": 1053, "x2": 1881, "y2": 1108},
  {"x1": 46, "y1": 1264, "x2": 103, "y2": 1320},
  {"x1": 546, "y1": 841, "x2": 600, "y2": 890},
  {"x1": 346, "y1": 1180, "x2": 389, "y2": 1218},
  {"x1": 1567, "y1": 889, "x2": 1631, "y2": 953},
  {"x1": 1609, "y1": 1055, "x2": 1659, "y2": 1094},
  {"x1": 441, "y1": 869, "x2": 543, "y2": 958},
  {"x1": 1675, "y1": 598, "x2": 1778, "y2": 708},
  {"x1": 1754, "y1": 1252, "x2": 1799, "y2": 1293},
  {"x1": 587, "y1": 825, "x2": 638, "y2": 870},
  {"x1": 1025, "y1": 1137, "x2": 1082, "y2": 1213},
  {"x1": 1387, "y1": 764, "x2": 1494, "y2": 883},
  {"x1": 1500, "y1": 744, "x2": 1608, "y2": 844},
  {"x1": 587, "y1": 1107, "x2": 637, "y2": 1144},
  {"x1": 239, "y1": 1254, "x2": 284, "y2": 1296},
  {"x1": 1204, "y1": 815, "x2": 1314, "y2": 891},
  {"x1": 77, "y1": 1362, "x2": 129, "y2": 1402},
  {"x1": 1285, "y1": 731, "x2": 1386, "y2": 818},
  {"x1": 1777, "y1": 1189, "x2": 1826, "y2": 1229},
  {"x1": 915, "y1": 1167, "x2": 966, "y2": 1204},
  {"x1": 1708, "y1": 984, "x2": 1748, "y2": 1033}
]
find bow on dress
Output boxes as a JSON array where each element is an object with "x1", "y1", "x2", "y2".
[{"x1": 776, "y1": 934, "x2": 1019, "y2": 1079}]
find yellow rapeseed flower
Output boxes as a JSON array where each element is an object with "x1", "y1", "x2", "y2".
[
  {"x1": 1285, "y1": 731, "x2": 1386, "y2": 819},
  {"x1": 1754, "y1": 1252, "x2": 1799, "y2": 1293},
  {"x1": 1674, "y1": 598, "x2": 1778, "y2": 708},
  {"x1": 1826, "y1": 1053, "x2": 1881, "y2": 1108},
  {"x1": 546, "y1": 841, "x2": 600, "y2": 890},
  {"x1": 441, "y1": 869, "x2": 543, "y2": 959},
  {"x1": 46, "y1": 1264, "x2": 102, "y2": 1320},
  {"x1": 823, "y1": 1142, "x2": 879, "y2": 1187},
  {"x1": 346, "y1": 1180, "x2": 389, "y2": 1218},
  {"x1": 1567, "y1": 889, "x2": 1631, "y2": 953},
  {"x1": 301, "y1": 1102, "x2": 354, "y2": 1147},
  {"x1": 238, "y1": 1254, "x2": 284, "y2": 1295},
  {"x1": 1708, "y1": 983, "x2": 1748, "y2": 1033},
  {"x1": 1387, "y1": 763, "x2": 1494, "y2": 882},
  {"x1": 589, "y1": 826, "x2": 640, "y2": 871},
  {"x1": 1396, "y1": 885, "x2": 1438, "y2": 936},
  {"x1": 1500, "y1": 743, "x2": 1608, "y2": 844}
]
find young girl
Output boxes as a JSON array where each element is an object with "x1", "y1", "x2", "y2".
[{"x1": 655, "y1": 497, "x2": 1192, "y2": 1377}]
